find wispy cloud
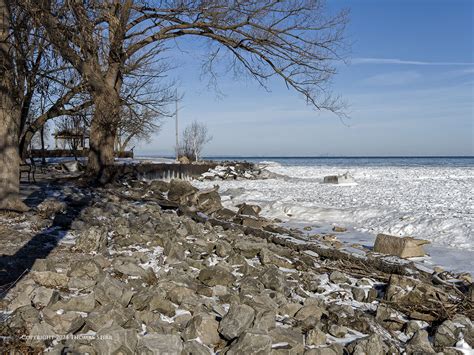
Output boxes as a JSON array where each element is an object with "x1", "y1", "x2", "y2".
[
  {"x1": 353, "y1": 58, "x2": 474, "y2": 66},
  {"x1": 362, "y1": 71, "x2": 421, "y2": 86}
]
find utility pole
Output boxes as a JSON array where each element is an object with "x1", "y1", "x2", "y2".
[{"x1": 175, "y1": 89, "x2": 179, "y2": 161}]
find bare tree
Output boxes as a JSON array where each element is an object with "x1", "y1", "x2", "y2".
[
  {"x1": 179, "y1": 121, "x2": 212, "y2": 162},
  {"x1": 20, "y1": 0, "x2": 347, "y2": 178},
  {"x1": 0, "y1": 0, "x2": 28, "y2": 211},
  {"x1": 116, "y1": 106, "x2": 163, "y2": 152}
]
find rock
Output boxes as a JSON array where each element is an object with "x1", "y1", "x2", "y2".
[
  {"x1": 194, "y1": 188, "x2": 222, "y2": 214},
  {"x1": 375, "y1": 304, "x2": 405, "y2": 331},
  {"x1": 85, "y1": 304, "x2": 131, "y2": 331},
  {"x1": 168, "y1": 179, "x2": 198, "y2": 202},
  {"x1": 346, "y1": 334, "x2": 387, "y2": 355},
  {"x1": 332, "y1": 226, "x2": 347, "y2": 233},
  {"x1": 215, "y1": 240, "x2": 233, "y2": 257},
  {"x1": 198, "y1": 266, "x2": 236, "y2": 287},
  {"x1": 351, "y1": 287, "x2": 366, "y2": 302},
  {"x1": 94, "y1": 274, "x2": 133, "y2": 307},
  {"x1": 42, "y1": 308, "x2": 85, "y2": 335},
  {"x1": 278, "y1": 303, "x2": 303, "y2": 317},
  {"x1": 240, "y1": 216, "x2": 271, "y2": 229},
  {"x1": 113, "y1": 260, "x2": 148, "y2": 278},
  {"x1": 306, "y1": 328, "x2": 327, "y2": 346},
  {"x1": 31, "y1": 287, "x2": 59, "y2": 309},
  {"x1": 75, "y1": 226, "x2": 108, "y2": 253},
  {"x1": 50, "y1": 293, "x2": 95, "y2": 313},
  {"x1": 149, "y1": 180, "x2": 170, "y2": 193},
  {"x1": 8, "y1": 305, "x2": 40, "y2": 330},
  {"x1": 373, "y1": 234, "x2": 430, "y2": 258},
  {"x1": 182, "y1": 313, "x2": 220, "y2": 346},
  {"x1": 67, "y1": 259, "x2": 102, "y2": 280},
  {"x1": 26, "y1": 322, "x2": 56, "y2": 348},
  {"x1": 237, "y1": 203, "x2": 262, "y2": 217},
  {"x1": 182, "y1": 340, "x2": 212, "y2": 355},
  {"x1": 328, "y1": 324, "x2": 347, "y2": 338},
  {"x1": 37, "y1": 198, "x2": 67, "y2": 218},
  {"x1": 167, "y1": 286, "x2": 196, "y2": 305},
  {"x1": 253, "y1": 309, "x2": 276, "y2": 332},
  {"x1": 294, "y1": 305, "x2": 324, "y2": 322},
  {"x1": 304, "y1": 344, "x2": 344, "y2": 355},
  {"x1": 218, "y1": 304, "x2": 255, "y2": 340},
  {"x1": 92, "y1": 325, "x2": 138, "y2": 354},
  {"x1": 269, "y1": 327, "x2": 305, "y2": 348},
  {"x1": 260, "y1": 265, "x2": 287, "y2": 294},
  {"x1": 227, "y1": 330, "x2": 272, "y2": 354},
  {"x1": 138, "y1": 333, "x2": 183, "y2": 354},
  {"x1": 149, "y1": 295, "x2": 175, "y2": 317},
  {"x1": 31, "y1": 271, "x2": 69, "y2": 288},
  {"x1": 406, "y1": 330, "x2": 435, "y2": 354},
  {"x1": 434, "y1": 320, "x2": 458, "y2": 348},
  {"x1": 329, "y1": 271, "x2": 349, "y2": 284}
]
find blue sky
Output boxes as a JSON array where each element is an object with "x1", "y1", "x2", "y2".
[{"x1": 137, "y1": 0, "x2": 474, "y2": 157}]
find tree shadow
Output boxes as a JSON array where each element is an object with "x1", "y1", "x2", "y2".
[{"x1": 0, "y1": 188, "x2": 91, "y2": 300}]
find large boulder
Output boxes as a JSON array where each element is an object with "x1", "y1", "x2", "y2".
[
  {"x1": 92, "y1": 325, "x2": 138, "y2": 354},
  {"x1": 218, "y1": 304, "x2": 255, "y2": 340},
  {"x1": 31, "y1": 271, "x2": 69, "y2": 289},
  {"x1": 373, "y1": 234, "x2": 429, "y2": 258}
]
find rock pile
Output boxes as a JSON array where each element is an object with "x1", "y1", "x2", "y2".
[
  {"x1": 199, "y1": 163, "x2": 272, "y2": 181},
  {"x1": 0, "y1": 179, "x2": 472, "y2": 354}
]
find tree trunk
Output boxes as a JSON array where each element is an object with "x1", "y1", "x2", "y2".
[
  {"x1": 40, "y1": 125, "x2": 46, "y2": 165},
  {"x1": 87, "y1": 89, "x2": 120, "y2": 177},
  {"x1": 0, "y1": 0, "x2": 28, "y2": 211}
]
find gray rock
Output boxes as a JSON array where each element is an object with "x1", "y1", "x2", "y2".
[
  {"x1": 42, "y1": 308, "x2": 85, "y2": 335},
  {"x1": 406, "y1": 330, "x2": 435, "y2": 354},
  {"x1": 94, "y1": 274, "x2": 133, "y2": 307},
  {"x1": 182, "y1": 313, "x2": 220, "y2": 346},
  {"x1": 219, "y1": 304, "x2": 255, "y2": 340},
  {"x1": 329, "y1": 271, "x2": 349, "y2": 284},
  {"x1": 227, "y1": 330, "x2": 272, "y2": 355},
  {"x1": 85, "y1": 304, "x2": 131, "y2": 331},
  {"x1": 346, "y1": 334, "x2": 387, "y2": 355},
  {"x1": 26, "y1": 322, "x2": 56, "y2": 348},
  {"x1": 168, "y1": 179, "x2": 198, "y2": 202},
  {"x1": 304, "y1": 343, "x2": 343, "y2": 355},
  {"x1": 237, "y1": 203, "x2": 262, "y2": 217},
  {"x1": 253, "y1": 309, "x2": 276, "y2": 332},
  {"x1": 351, "y1": 287, "x2": 366, "y2": 302},
  {"x1": 306, "y1": 328, "x2": 327, "y2": 346},
  {"x1": 50, "y1": 293, "x2": 96, "y2": 313},
  {"x1": 182, "y1": 340, "x2": 212, "y2": 355},
  {"x1": 149, "y1": 295, "x2": 176, "y2": 317},
  {"x1": 373, "y1": 234, "x2": 429, "y2": 258},
  {"x1": 198, "y1": 266, "x2": 236, "y2": 287},
  {"x1": 433, "y1": 320, "x2": 458, "y2": 348},
  {"x1": 75, "y1": 226, "x2": 108, "y2": 253},
  {"x1": 31, "y1": 271, "x2": 69, "y2": 288},
  {"x1": 294, "y1": 305, "x2": 324, "y2": 322},
  {"x1": 68, "y1": 259, "x2": 102, "y2": 280},
  {"x1": 92, "y1": 325, "x2": 138, "y2": 354},
  {"x1": 8, "y1": 305, "x2": 40, "y2": 330},
  {"x1": 260, "y1": 265, "x2": 287, "y2": 294},
  {"x1": 31, "y1": 287, "x2": 59, "y2": 309},
  {"x1": 137, "y1": 333, "x2": 183, "y2": 354},
  {"x1": 215, "y1": 240, "x2": 233, "y2": 257},
  {"x1": 269, "y1": 327, "x2": 304, "y2": 348},
  {"x1": 329, "y1": 324, "x2": 347, "y2": 338},
  {"x1": 167, "y1": 286, "x2": 196, "y2": 305}
]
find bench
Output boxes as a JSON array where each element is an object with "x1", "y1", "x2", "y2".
[{"x1": 20, "y1": 158, "x2": 36, "y2": 183}]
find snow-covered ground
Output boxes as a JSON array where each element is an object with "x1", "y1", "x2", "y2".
[{"x1": 195, "y1": 158, "x2": 474, "y2": 274}]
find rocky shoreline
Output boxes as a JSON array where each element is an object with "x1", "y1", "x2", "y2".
[{"x1": 0, "y1": 173, "x2": 472, "y2": 354}]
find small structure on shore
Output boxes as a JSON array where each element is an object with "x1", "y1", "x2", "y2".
[
  {"x1": 53, "y1": 129, "x2": 89, "y2": 150},
  {"x1": 323, "y1": 172, "x2": 356, "y2": 185}
]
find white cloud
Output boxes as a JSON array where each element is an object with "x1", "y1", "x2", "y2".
[{"x1": 352, "y1": 57, "x2": 474, "y2": 66}]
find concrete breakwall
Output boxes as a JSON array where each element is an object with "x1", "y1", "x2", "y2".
[{"x1": 105, "y1": 163, "x2": 220, "y2": 181}]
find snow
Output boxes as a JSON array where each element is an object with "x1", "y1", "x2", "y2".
[{"x1": 194, "y1": 159, "x2": 473, "y2": 274}]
